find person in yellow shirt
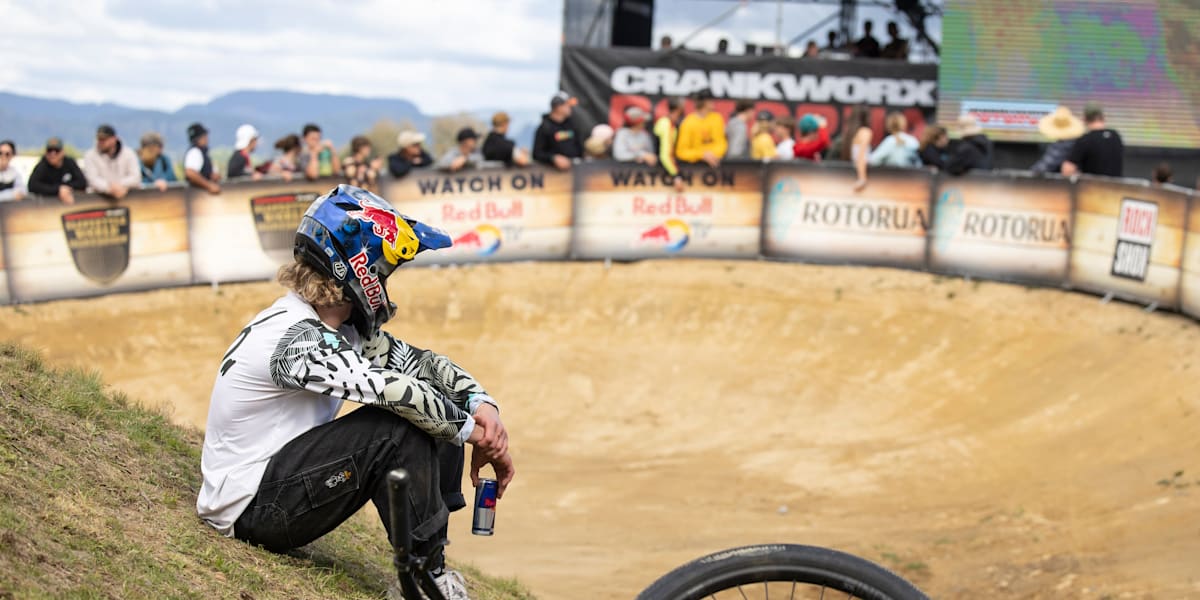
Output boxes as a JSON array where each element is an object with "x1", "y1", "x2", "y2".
[
  {"x1": 653, "y1": 97, "x2": 687, "y2": 191},
  {"x1": 750, "y1": 111, "x2": 778, "y2": 160},
  {"x1": 676, "y1": 89, "x2": 727, "y2": 168}
]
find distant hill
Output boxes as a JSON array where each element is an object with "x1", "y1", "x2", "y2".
[{"x1": 0, "y1": 90, "x2": 545, "y2": 161}]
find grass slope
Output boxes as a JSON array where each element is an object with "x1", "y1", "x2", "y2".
[{"x1": 0, "y1": 343, "x2": 533, "y2": 599}]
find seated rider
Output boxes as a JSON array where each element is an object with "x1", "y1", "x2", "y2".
[{"x1": 196, "y1": 184, "x2": 515, "y2": 599}]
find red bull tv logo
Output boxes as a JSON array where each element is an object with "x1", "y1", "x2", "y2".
[
  {"x1": 638, "y1": 219, "x2": 691, "y2": 252},
  {"x1": 347, "y1": 198, "x2": 418, "y2": 265},
  {"x1": 453, "y1": 224, "x2": 503, "y2": 256}
]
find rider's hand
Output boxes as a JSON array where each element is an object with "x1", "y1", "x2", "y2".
[
  {"x1": 470, "y1": 446, "x2": 515, "y2": 499},
  {"x1": 469, "y1": 403, "x2": 508, "y2": 458}
]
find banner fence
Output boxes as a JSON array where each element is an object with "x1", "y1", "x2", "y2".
[{"x1": 1, "y1": 166, "x2": 1198, "y2": 323}]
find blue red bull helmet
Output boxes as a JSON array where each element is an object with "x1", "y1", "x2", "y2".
[{"x1": 294, "y1": 184, "x2": 451, "y2": 336}]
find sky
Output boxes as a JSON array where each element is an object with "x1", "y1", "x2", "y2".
[{"x1": 1, "y1": 0, "x2": 939, "y2": 114}]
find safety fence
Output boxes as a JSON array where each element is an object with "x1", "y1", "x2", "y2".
[{"x1": 1, "y1": 162, "x2": 1197, "y2": 321}]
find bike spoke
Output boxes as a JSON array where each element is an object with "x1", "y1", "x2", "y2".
[{"x1": 738, "y1": 584, "x2": 749, "y2": 600}]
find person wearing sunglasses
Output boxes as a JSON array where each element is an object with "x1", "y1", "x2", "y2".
[
  {"x1": 0, "y1": 140, "x2": 27, "y2": 202},
  {"x1": 28, "y1": 137, "x2": 87, "y2": 205}
]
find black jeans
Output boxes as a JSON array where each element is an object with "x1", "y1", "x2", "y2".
[{"x1": 233, "y1": 406, "x2": 465, "y2": 560}]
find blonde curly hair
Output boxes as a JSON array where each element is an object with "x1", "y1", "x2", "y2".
[{"x1": 277, "y1": 260, "x2": 348, "y2": 307}]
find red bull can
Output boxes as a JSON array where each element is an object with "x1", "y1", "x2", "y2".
[{"x1": 472, "y1": 478, "x2": 498, "y2": 536}]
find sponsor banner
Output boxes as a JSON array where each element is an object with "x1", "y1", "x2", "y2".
[
  {"x1": 571, "y1": 161, "x2": 762, "y2": 260},
  {"x1": 561, "y1": 46, "x2": 938, "y2": 146},
  {"x1": 763, "y1": 163, "x2": 932, "y2": 268},
  {"x1": 190, "y1": 178, "x2": 339, "y2": 283},
  {"x1": 1069, "y1": 178, "x2": 1188, "y2": 308},
  {"x1": 0, "y1": 188, "x2": 190, "y2": 302},
  {"x1": 380, "y1": 168, "x2": 574, "y2": 264},
  {"x1": 959, "y1": 100, "x2": 1058, "y2": 134},
  {"x1": 929, "y1": 173, "x2": 1073, "y2": 284},
  {"x1": 1176, "y1": 191, "x2": 1200, "y2": 318}
]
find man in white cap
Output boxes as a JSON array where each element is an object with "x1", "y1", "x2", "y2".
[
  {"x1": 387, "y1": 130, "x2": 433, "y2": 179},
  {"x1": 1030, "y1": 106, "x2": 1084, "y2": 175},
  {"x1": 612, "y1": 106, "x2": 657, "y2": 165},
  {"x1": 228, "y1": 124, "x2": 262, "y2": 180}
]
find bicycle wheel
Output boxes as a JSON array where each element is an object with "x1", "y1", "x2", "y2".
[{"x1": 636, "y1": 544, "x2": 930, "y2": 600}]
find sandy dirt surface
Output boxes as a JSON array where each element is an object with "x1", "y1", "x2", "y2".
[{"x1": 3, "y1": 260, "x2": 1199, "y2": 599}]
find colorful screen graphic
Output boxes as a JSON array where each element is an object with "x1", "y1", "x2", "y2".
[{"x1": 939, "y1": 0, "x2": 1200, "y2": 148}]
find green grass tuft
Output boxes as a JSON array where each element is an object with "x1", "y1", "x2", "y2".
[{"x1": 0, "y1": 342, "x2": 533, "y2": 599}]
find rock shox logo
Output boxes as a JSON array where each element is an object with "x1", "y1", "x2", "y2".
[
  {"x1": 1112, "y1": 198, "x2": 1157, "y2": 281},
  {"x1": 453, "y1": 224, "x2": 503, "y2": 256},
  {"x1": 61, "y1": 207, "x2": 131, "y2": 284},
  {"x1": 251, "y1": 193, "x2": 319, "y2": 262},
  {"x1": 324, "y1": 469, "x2": 353, "y2": 489}
]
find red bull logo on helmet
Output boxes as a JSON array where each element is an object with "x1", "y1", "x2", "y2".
[
  {"x1": 637, "y1": 219, "x2": 691, "y2": 252},
  {"x1": 452, "y1": 224, "x2": 503, "y2": 256},
  {"x1": 346, "y1": 198, "x2": 420, "y2": 265},
  {"x1": 348, "y1": 249, "x2": 385, "y2": 311}
]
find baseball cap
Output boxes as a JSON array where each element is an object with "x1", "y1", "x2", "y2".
[
  {"x1": 139, "y1": 132, "x2": 164, "y2": 148},
  {"x1": 456, "y1": 127, "x2": 479, "y2": 142},
  {"x1": 755, "y1": 110, "x2": 776, "y2": 122},
  {"x1": 550, "y1": 91, "x2": 577, "y2": 109},
  {"x1": 590, "y1": 124, "x2": 614, "y2": 143},
  {"x1": 624, "y1": 106, "x2": 649, "y2": 125},
  {"x1": 397, "y1": 130, "x2": 426, "y2": 147},
  {"x1": 799, "y1": 114, "x2": 820, "y2": 135},
  {"x1": 187, "y1": 122, "x2": 208, "y2": 143},
  {"x1": 96, "y1": 124, "x2": 116, "y2": 139},
  {"x1": 45, "y1": 137, "x2": 64, "y2": 151},
  {"x1": 235, "y1": 124, "x2": 260, "y2": 150}
]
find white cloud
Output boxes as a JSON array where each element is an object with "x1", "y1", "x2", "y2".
[
  {"x1": 0, "y1": 0, "x2": 563, "y2": 113},
  {"x1": 0, "y1": 0, "x2": 940, "y2": 113}
]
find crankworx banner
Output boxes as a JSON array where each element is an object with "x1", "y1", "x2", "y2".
[{"x1": 560, "y1": 46, "x2": 938, "y2": 145}]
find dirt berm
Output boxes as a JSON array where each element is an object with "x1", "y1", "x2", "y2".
[{"x1": 4, "y1": 259, "x2": 1198, "y2": 599}]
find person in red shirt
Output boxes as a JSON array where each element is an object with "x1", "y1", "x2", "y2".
[{"x1": 793, "y1": 114, "x2": 830, "y2": 161}]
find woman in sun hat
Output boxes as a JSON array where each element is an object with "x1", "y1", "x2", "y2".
[{"x1": 1029, "y1": 105, "x2": 1084, "y2": 175}]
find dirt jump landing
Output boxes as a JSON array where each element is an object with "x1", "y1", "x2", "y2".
[{"x1": 4, "y1": 260, "x2": 1198, "y2": 599}]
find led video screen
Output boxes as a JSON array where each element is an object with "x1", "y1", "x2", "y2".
[{"x1": 939, "y1": 0, "x2": 1200, "y2": 148}]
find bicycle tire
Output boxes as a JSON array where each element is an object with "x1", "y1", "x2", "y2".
[{"x1": 636, "y1": 544, "x2": 930, "y2": 600}]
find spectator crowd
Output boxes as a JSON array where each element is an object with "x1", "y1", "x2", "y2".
[
  {"x1": 0, "y1": 82, "x2": 1156, "y2": 205},
  {"x1": 661, "y1": 19, "x2": 916, "y2": 61}
]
